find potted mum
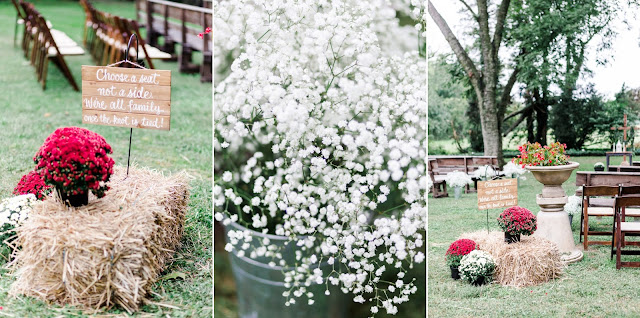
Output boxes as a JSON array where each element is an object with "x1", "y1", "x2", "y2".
[
  {"x1": 34, "y1": 127, "x2": 114, "y2": 207},
  {"x1": 445, "y1": 239, "x2": 477, "y2": 280},
  {"x1": 458, "y1": 250, "x2": 496, "y2": 286},
  {"x1": 594, "y1": 162, "x2": 605, "y2": 171},
  {"x1": 497, "y1": 206, "x2": 537, "y2": 243},
  {"x1": 0, "y1": 194, "x2": 36, "y2": 258},
  {"x1": 445, "y1": 171, "x2": 473, "y2": 199},
  {"x1": 215, "y1": 0, "x2": 426, "y2": 316}
]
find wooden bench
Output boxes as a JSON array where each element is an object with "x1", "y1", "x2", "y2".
[
  {"x1": 576, "y1": 171, "x2": 640, "y2": 249},
  {"x1": 136, "y1": 0, "x2": 212, "y2": 82},
  {"x1": 608, "y1": 165, "x2": 640, "y2": 173},
  {"x1": 428, "y1": 156, "x2": 500, "y2": 197},
  {"x1": 428, "y1": 159, "x2": 447, "y2": 198}
]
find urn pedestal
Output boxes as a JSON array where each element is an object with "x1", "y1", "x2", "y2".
[{"x1": 526, "y1": 162, "x2": 583, "y2": 264}]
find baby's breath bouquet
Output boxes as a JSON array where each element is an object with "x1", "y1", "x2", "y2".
[
  {"x1": 503, "y1": 161, "x2": 527, "y2": 179},
  {"x1": 445, "y1": 171, "x2": 473, "y2": 188},
  {"x1": 473, "y1": 165, "x2": 496, "y2": 181},
  {"x1": 214, "y1": 0, "x2": 426, "y2": 315},
  {"x1": 565, "y1": 195, "x2": 582, "y2": 217},
  {"x1": 458, "y1": 250, "x2": 496, "y2": 285}
]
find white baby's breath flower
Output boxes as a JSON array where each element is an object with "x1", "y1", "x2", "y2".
[{"x1": 215, "y1": 0, "x2": 425, "y2": 313}]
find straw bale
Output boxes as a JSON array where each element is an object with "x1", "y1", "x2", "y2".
[
  {"x1": 459, "y1": 231, "x2": 565, "y2": 287},
  {"x1": 9, "y1": 166, "x2": 189, "y2": 313}
]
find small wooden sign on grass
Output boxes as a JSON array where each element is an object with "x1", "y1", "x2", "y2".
[
  {"x1": 81, "y1": 66, "x2": 171, "y2": 130},
  {"x1": 477, "y1": 178, "x2": 518, "y2": 210}
]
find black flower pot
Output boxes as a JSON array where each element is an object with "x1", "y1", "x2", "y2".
[
  {"x1": 450, "y1": 266, "x2": 460, "y2": 280},
  {"x1": 59, "y1": 189, "x2": 89, "y2": 207},
  {"x1": 504, "y1": 232, "x2": 521, "y2": 244},
  {"x1": 594, "y1": 166, "x2": 605, "y2": 171},
  {"x1": 471, "y1": 276, "x2": 487, "y2": 286}
]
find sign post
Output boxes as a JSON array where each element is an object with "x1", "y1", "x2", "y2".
[{"x1": 477, "y1": 178, "x2": 518, "y2": 232}]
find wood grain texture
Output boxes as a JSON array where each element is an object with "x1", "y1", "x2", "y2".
[
  {"x1": 82, "y1": 110, "x2": 170, "y2": 131},
  {"x1": 477, "y1": 179, "x2": 518, "y2": 210}
]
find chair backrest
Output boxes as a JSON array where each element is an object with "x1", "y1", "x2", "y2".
[
  {"x1": 576, "y1": 171, "x2": 640, "y2": 187},
  {"x1": 615, "y1": 195, "x2": 640, "y2": 210},
  {"x1": 11, "y1": 0, "x2": 25, "y2": 19},
  {"x1": 119, "y1": 17, "x2": 155, "y2": 68},
  {"x1": 620, "y1": 185, "x2": 640, "y2": 196},
  {"x1": 583, "y1": 185, "x2": 620, "y2": 197}
]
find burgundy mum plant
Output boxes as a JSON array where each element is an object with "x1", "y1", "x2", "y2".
[
  {"x1": 34, "y1": 127, "x2": 115, "y2": 198},
  {"x1": 497, "y1": 206, "x2": 537, "y2": 236},
  {"x1": 13, "y1": 170, "x2": 51, "y2": 200}
]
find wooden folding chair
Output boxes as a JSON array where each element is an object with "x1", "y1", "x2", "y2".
[
  {"x1": 79, "y1": 0, "x2": 97, "y2": 49},
  {"x1": 10, "y1": 0, "x2": 26, "y2": 47},
  {"x1": 581, "y1": 185, "x2": 620, "y2": 250},
  {"x1": 612, "y1": 195, "x2": 640, "y2": 269},
  {"x1": 35, "y1": 16, "x2": 83, "y2": 91}
]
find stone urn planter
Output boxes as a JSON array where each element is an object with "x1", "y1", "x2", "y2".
[{"x1": 526, "y1": 162, "x2": 583, "y2": 263}]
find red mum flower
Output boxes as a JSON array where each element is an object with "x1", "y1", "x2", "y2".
[{"x1": 33, "y1": 127, "x2": 114, "y2": 199}]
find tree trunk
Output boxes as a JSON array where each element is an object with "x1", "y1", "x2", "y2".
[
  {"x1": 535, "y1": 103, "x2": 548, "y2": 145},
  {"x1": 429, "y1": 1, "x2": 511, "y2": 166}
]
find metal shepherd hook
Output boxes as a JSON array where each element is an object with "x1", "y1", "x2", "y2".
[{"x1": 123, "y1": 34, "x2": 139, "y2": 178}]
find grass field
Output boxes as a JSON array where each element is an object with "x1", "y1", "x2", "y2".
[
  {"x1": 428, "y1": 156, "x2": 640, "y2": 317},
  {"x1": 0, "y1": 1, "x2": 211, "y2": 316}
]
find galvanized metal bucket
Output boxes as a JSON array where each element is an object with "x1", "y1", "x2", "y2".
[{"x1": 224, "y1": 221, "x2": 347, "y2": 318}]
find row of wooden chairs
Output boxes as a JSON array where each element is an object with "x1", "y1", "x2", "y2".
[
  {"x1": 80, "y1": 0, "x2": 171, "y2": 69},
  {"x1": 581, "y1": 185, "x2": 640, "y2": 269},
  {"x1": 13, "y1": 0, "x2": 83, "y2": 91}
]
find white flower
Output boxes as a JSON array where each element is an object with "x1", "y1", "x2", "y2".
[
  {"x1": 215, "y1": 0, "x2": 425, "y2": 312},
  {"x1": 473, "y1": 165, "x2": 496, "y2": 180},
  {"x1": 445, "y1": 171, "x2": 473, "y2": 188},
  {"x1": 458, "y1": 250, "x2": 496, "y2": 284},
  {"x1": 565, "y1": 195, "x2": 582, "y2": 216},
  {"x1": 503, "y1": 161, "x2": 528, "y2": 178}
]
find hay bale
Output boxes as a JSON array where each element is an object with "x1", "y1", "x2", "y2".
[
  {"x1": 459, "y1": 231, "x2": 564, "y2": 287},
  {"x1": 9, "y1": 166, "x2": 189, "y2": 313}
]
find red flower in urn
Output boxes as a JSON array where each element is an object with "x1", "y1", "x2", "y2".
[{"x1": 513, "y1": 142, "x2": 569, "y2": 167}]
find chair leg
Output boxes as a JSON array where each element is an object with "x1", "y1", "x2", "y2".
[
  {"x1": 611, "y1": 218, "x2": 616, "y2": 260},
  {"x1": 616, "y1": 225, "x2": 622, "y2": 270},
  {"x1": 583, "y1": 213, "x2": 589, "y2": 250},
  {"x1": 14, "y1": 18, "x2": 18, "y2": 47},
  {"x1": 55, "y1": 56, "x2": 79, "y2": 91},
  {"x1": 41, "y1": 57, "x2": 49, "y2": 90}
]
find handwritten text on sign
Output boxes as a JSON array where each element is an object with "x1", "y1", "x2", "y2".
[
  {"x1": 81, "y1": 66, "x2": 171, "y2": 130},
  {"x1": 477, "y1": 178, "x2": 518, "y2": 210}
]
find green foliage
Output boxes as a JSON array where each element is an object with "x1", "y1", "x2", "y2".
[
  {"x1": 550, "y1": 86, "x2": 606, "y2": 149},
  {"x1": 428, "y1": 56, "x2": 469, "y2": 141}
]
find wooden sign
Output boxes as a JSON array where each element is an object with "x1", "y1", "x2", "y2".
[
  {"x1": 81, "y1": 66, "x2": 171, "y2": 130},
  {"x1": 477, "y1": 178, "x2": 518, "y2": 210}
]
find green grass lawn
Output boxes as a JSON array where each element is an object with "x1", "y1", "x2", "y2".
[
  {"x1": 428, "y1": 156, "x2": 640, "y2": 317},
  {"x1": 0, "y1": 1, "x2": 211, "y2": 316}
]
